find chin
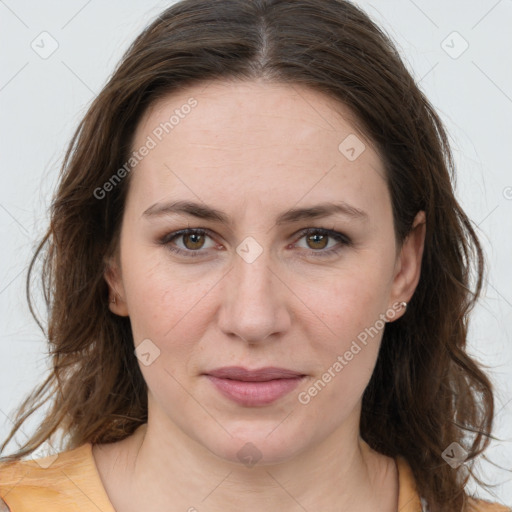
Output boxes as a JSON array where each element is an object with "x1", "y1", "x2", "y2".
[{"x1": 202, "y1": 424, "x2": 308, "y2": 467}]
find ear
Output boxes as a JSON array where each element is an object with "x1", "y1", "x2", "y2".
[
  {"x1": 387, "y1": 210, "x2": 426, "y2": 321},
  {"x1": 104, "y1": 256, "x2": 129, "y2": 317}
]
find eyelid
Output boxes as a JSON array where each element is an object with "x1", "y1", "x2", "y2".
[
  {"x1": 298, "y1": 227, "x2": 352, "y2": 246},
  {"x1": 159, "y1": 228, "x2": 216, "y2": 257}
]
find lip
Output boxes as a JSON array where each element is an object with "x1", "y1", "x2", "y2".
[
  {"x1": 204, "y1": 366, "x2": 306, "y2": 406},
  {"x1": 206, "y1": 366, "x2": 304, "y2": 381}
]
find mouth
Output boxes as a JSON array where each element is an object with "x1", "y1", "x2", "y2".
[{"x1": 203, "y1": 366, "x2": 306, "y2": 406}]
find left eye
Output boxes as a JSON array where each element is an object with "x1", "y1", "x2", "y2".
[
  {"x1": 295, "y1": 228, "x2": 351, "y2": 256},
  {"x1": 160, "y1": 227, "x2": 351, "y2": 258}
]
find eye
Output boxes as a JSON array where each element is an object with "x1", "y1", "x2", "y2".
[
  {"x1": 160, "y1": 228, "x2": 216, "y2": 258},
  {"x1": 159, "y1": 227, "x2": 352, "y2": 258},
  {"x1": 293, "y1": 228, "x2": 352, "y2": 258}
]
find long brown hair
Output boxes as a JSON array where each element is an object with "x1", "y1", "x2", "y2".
[{"x1": 0, "y1": 1, "x2": 503, "y2": 509}]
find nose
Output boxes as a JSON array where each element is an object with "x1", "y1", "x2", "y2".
[{"x1": 217, "y1": 242, "x2": 291, "y2": 344}]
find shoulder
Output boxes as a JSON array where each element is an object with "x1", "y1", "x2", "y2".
[
  {"x1": 0, "y1": 443, "x2": 106, "y2": 511},
  {"x1": 392, "y1": 451, "x2": 509, "y2": 512},
  {"x1": 465, "y1": 496, "x2": 511, "y2": 511}
]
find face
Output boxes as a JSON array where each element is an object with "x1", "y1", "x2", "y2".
[{"x1": 106, "y1": 80, "x2": 425, "y2": 465}]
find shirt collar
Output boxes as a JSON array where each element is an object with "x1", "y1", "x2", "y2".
[{"x1": 359, "y1": 438, "x2": 423, "y2": 511}]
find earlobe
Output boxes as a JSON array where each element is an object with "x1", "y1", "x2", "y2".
[
  {"x1": 104, "y1": 259, "x2": 129, "y2": 317},
  {"x1": 387, "y1": 210, "x2": 426, "y2": 320}
]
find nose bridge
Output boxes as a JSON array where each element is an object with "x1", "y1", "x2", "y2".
[
  {"x1": 234, "y1": 234, "x2": 273, "y2": 298},
  {"x1": 218, "y1": 234, "x2": 289, "y2": 342}
]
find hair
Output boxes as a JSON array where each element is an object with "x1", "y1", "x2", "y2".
[{"x1": 0, "y1": 1, "x2": 504, "y2": 510}]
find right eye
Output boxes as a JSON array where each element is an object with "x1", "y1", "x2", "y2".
[{"x1": 159, "y1": 228, "x2": 217, "y2": 257}]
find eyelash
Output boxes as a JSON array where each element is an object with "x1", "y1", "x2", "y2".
[{"x1": 159, "y1": 227, "x2": 352, "y2": 259}]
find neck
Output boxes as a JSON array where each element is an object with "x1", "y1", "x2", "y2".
[{"x1": 95, "y1": 413, "x2": 398, "y2": 512}]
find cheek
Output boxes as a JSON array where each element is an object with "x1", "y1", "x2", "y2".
[
  {"x1": 119, "y1": 238, "x2": 224, "y2": 376},
  {"x1": 119, "y1": 234, "x2": 189, "y2": 340},
  {"x1": 302, "y1": 251, "x2": 393, "y2": 338},
  {"x1": 125, "y1": 265, "x2": 213, "y2": 341},
  {"x1": 294, "y1": 252, "x2": 393, "y2": 398},
  {"x1": 296, "y1": 302, "x2": 385, "y2": 417}
]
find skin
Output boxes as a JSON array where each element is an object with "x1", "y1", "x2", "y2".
[{"x1": 96, "y1": 79, "x2": 426, "y2": 512}]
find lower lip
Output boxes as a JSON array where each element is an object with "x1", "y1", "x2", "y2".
[{"x1": 205, "y1": 375, "x2": 305, "y2": 406}]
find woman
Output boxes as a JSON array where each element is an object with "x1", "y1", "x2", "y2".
[{"x1": 0, "y1": 0, "x2": 509, "y2": 511}]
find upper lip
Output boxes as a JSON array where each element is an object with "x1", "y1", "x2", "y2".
[{"x1": 205, "y1": 366, "x2": 304, "y2": 381}]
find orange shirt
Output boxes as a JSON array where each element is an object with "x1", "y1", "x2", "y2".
[{"x1": 0, "y1": 439, "x2": 509, "y2": 511}]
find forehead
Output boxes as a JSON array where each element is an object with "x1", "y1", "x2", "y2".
[{"x1": 127, "y1": 80, "x2": 388, "y2": 220}]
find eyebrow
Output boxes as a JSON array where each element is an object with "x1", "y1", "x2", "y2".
[{"x1": 142, "y1": 200, "x2": 369, "y2": 225}]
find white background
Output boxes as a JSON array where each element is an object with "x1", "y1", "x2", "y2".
[{"x1": 0, "y1": 0, "x2": 511, "y2": 506}]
